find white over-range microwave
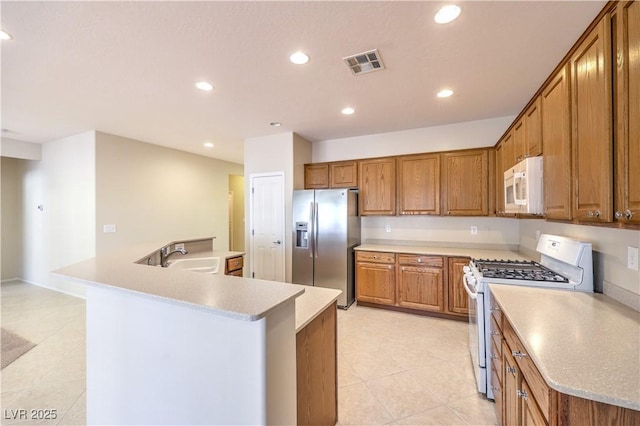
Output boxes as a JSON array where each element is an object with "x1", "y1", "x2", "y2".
[{"x1": 504, "y1": 156, "x2": 543, "y2": 214}]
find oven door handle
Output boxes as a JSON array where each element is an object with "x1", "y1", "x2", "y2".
[{"x1": 463, "y1": 275, "x2": 478, "y2": 300}]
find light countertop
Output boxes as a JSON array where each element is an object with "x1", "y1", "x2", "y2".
[
  {"x1": 54, "y1": 241, "x2": 304, "y2": 322},
  {"x1": 294, "y1": 285, "x2": 341, "y2": 333},
  {"x1": 355, "y1": 243, "x2": 531, "y2": 261},
  {"x1": 489, "y1": 284, "x2": 640, "y2": 411}
]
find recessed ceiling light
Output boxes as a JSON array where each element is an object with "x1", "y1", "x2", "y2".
[
  {"x1": 203, "y1": 142, "x2": 214, "y2": 148},
  {"x1": 0, "y1": 30, "x2": 13, "y2": 40},
  {"x1": 289, "y1": 51, "x2": 310, "y2": 65},
  {"x1": 341, "y1": 107, "x2": 355, "y2": 115},
  {"x1": 195, "y1": 81, "x2": 214, "y2": 91},
  {"x1": 437, "y1": 89, "x2": 454, "y2": 98},
  {"x1": 435, "y1": 5, "x2": 461, "y2": 24},
  {"x1": 270, "y1": 122, "x2": 282, "y2": 127}
]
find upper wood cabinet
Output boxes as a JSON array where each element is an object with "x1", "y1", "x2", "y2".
[
  {"x1": 525, "y1": 97, "x2": 543, "y2": 158},
  {"x1": 441, "y1": 149, "x2": 489, "y2": 216},
  {"x1": 571, "y1": 15, "x2": 613, "y2": 222},
  {"x1": 304, "y1": 164, "x2": 329, "y2": 189},
  {"x1": 542, "y1": 64, "x2": 573, "y2": 221},
  {"x1": 613, "y1": 1, "x2": 640, "y2": 225},
  {"x1": 359, "y1": 157, "x2": 396, "y2": 216},
  {"x1": 330, "y1": 160, "x2": 358, "y2": 188},
  {"x1": 513, "y1": 118, "x2": 526, "y2": 164},
  {"x1": 502, "y1": 130, "x2": 516, "y2": 170},
  {"x1": 397, "y1": 153, "x2": 441, "y2": 215},
  {"x1": 495, "y1": 142, "x2": 506, "y2": 215}
]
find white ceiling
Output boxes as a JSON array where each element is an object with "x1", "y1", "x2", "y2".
[{"x1": 1, "y1": 1, "x2": 606, "y2": 165}]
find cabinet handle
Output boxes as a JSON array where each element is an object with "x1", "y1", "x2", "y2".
[
  {"x1": 617, "y1": 49, "x2": 624, "y2": 68},
  {"x1": 417, "y1": 258, "x2": 422, "y2": 263},
  {"x1": 615, "y1": 211, "x2": 623, "y2": 219},
  {"x1": 516, "y1": 390, "x2": 529, "y2": 400},
  {"x1": 490, "y1": 306, "x2": 500, "y2": 313},
  {"x1": 594, "y1": 210, "x2": 601, "y2": 218},
  {"x1": 373, "y1": 255, "x2": 378, "y2": 259},
  {"x1": 512, "y1": 350, "x2": 527, "y2": 359},
  {"x1": 506, "y1": 366, "x2": 517, "y2": 374},
  {"x1": 625, "y1": 209, "x2": 633, "y2": 220},
  {"x1": 447, "y1": 211, "x2": 451, "y2": 215},
  {"x1": 491, "y1": 354, "x2": 499, "y2": 360},
  {"x1": 491, "y1": 386, "x2": 501, "y2": 392},
  {"x1": 491, "y1": 331, "x2": 501, "y2": 336}
]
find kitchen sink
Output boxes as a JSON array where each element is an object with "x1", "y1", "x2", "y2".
[{"x1": 167, "y1": 257, "x2": 220, "y2": 274}]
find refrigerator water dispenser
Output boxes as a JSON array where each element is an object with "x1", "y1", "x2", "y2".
[{"x1": 295, "y1": 222, "x2": 308, "y2": 248}]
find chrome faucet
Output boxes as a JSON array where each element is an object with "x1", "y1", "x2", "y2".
[{"x1": 160, "y1": 246, "x2": 188, "y2": 267}]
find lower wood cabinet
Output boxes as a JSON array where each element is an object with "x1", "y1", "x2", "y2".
[
  {"x1": 356, "y1": 251, "x2": 469, "y2": 319},
  {"x1": 225, "y1": 255, "x2": 244, "y2": 276}
]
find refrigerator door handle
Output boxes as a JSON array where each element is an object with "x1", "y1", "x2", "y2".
[
  {"x1": 314, "y1": 202, "x2": 319, "y2": 258},
  {"x1": 309, "y1": 201, "x2": 315, "y2": 258}
]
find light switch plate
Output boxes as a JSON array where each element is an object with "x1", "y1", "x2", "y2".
[
  {"x1": 470, "y1": 226, "x2": 478, "y2": 235},
  {"x1": 385, "y1": 224, "x2": 391, "y2": 233},
  {"x1": 103, "y1": 224, "x2": 117, "y2": 233},
  {"x1": 628, "y1": 246, "x2": 639, "y2": 271}
]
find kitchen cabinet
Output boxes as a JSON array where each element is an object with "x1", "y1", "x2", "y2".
[
  {"x1": 503, "y1": 341, "x2": 520, "y2": 426},
  {"x1": 397, "y1": 153, "x2": 440, "y2": 215},
  {"x1": 304, "y1": 163, "x2": 329, "y2": 189},
  {"x1": 447, "y1": 257, "x2": 469, "y2": 316},
  {"x1": 613, "y1": 1, "x2": 640, "y2": 226},
  {"x1": 571, "y1": 15, "x2": 613, "y2": 222},
  {"x1": 359, "y1": 157, "x2": 396, "y2": 216},
  {"x1": 495, "y1": 142, "x2": 505, "y2": 216},
  {"x1": 513, "y1": 118, "x2": 526, "y2": 164},
  {"x1": 397, "y1": 255, "x2": 444, "y2": 312},
  {"x1": 225, "y1": 255, "x2": 244, "y2": 276},
  {"x1": 502, "y1": 130, "x2": 516, "y2": 170},
  {"x1": 490, "y1": 313, "x2": 504, "y2": 424},
  {"x1": 330, "y1": 160, "x2": 358, "y2": 188},
  {"x1": 441, "y1": 149, "x2": 489, "y2": 216},
  {"x1": 355, "y1": 251, "x2": 396, "y2": 305},
  {"x1": 542, "y1": 64, "x2": 573, "y2": 221},
  {"x1": 525, "y1": 97, "x2": 543, "y2": 158}
]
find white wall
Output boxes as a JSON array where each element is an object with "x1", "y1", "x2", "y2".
[
  {"x1": 520, "y1": 220, "x2": 640, "y2": 309},
  {"x1": 229, "y1": 175, "x2": 245, "y2": 251},
  {"x1": 0, "y1": 138, "x2": 42, "y2": 160},
  {"x1": 21, "y1": 131, "x2": 96, "y2": 297},
  {"x1": 313, "y1": 116, "x2": 515, "y2": 162},
  {"x1": 1, "y1": 157, "x2": 25, "y2": 280},
  {"x1": 95, "y1": 132, "x2": 243, "y2": 255}
]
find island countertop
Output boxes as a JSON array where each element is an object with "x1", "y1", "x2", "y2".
[
  {"x1": 54, "y1": 241, "x2": 305, "y2": 322},
  {"x1": 489, "y1": 284, "x2": 640, "y2": 411}
]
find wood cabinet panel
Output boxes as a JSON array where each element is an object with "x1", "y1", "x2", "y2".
[
  {"x1": 356, "y1": 251, "x2": 395, "y2": 264},
  {"x1": 514, "y1": 118, "x2": 526, "y2": 164},
  {"x1": 556, "y1": 392, "x2": 640, "y2": 426},
  {"x1": 571, "y1": 16, "x2": 613, "y2": 222},
  {"x1": 304, "y1": 164, "x2": 329, "y2": 189},
  {"x1": 495, "y1": 142, "x2": 506, "y2": 215},
  {"x1": 330, "y1": 161, "x2": 358, "y2": 188},
  {"x1": 503, "y1": 131, "x2": 516, "y2": 170},
  {"x1": 503, "y1": 341, "x2": 520, "y2": 426},
  {"x1": 522, "y1": 380, "x2": 547, "y2": 426},
  {"x1": 492, "y1": 364, "x2": 504, "y2": 425},
  {"x1": 447, "y1": 257, "x2": 469, "y2": 315},
  {"x1": 397, "y1": 265, "x2": 444, "y2": 312},
  {"x1": 525, "y1": 97, "x2": 543, "y2": 158},
  {"x1": 397, "y1": 153, "x2": 440, "y2": 215},
  {"x1": 296, "y1": 302, "x2": 337, "y2": 426},
  {"x1": 359, "y1": 158, "x2": 396, "y2": 215},
  {"x1": 614, "y1": 1, "x2": 640, "y2": 225},
  {"x1": 441, "y1": 149, "x2": 489, "y2": 216},
  {"x1": 355, "y1": 261, "x2": 395, "y2": 305},
  {"x1": 397, "y1": 254, "x2": 443, "y2": 268},
  {"x1": 542, "y1": 64, "x2": 573, "y2": 220}
]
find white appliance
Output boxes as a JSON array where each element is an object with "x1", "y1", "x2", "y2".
[
  {"x1": 504, "y1": 156, "x2": 544, "y2": 214},
  {"x1": 463, "y1": 234, "x2": 593, "y2": 400}
]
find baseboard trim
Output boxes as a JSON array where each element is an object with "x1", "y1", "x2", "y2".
[
  {"x1": 15, "y1": 277, "x2": 86, "y2": 300},
  {"x1": 1, "y1": 277, "x2": 20, "y2": 283}
]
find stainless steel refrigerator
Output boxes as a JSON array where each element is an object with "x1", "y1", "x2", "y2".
[{"x1": 292, "y1": 189, "x2": 360, "y2": 309}]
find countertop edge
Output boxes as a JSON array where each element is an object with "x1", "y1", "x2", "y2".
[{"x1": 295, "y1": 288, "x2": 341, "y2": 333}]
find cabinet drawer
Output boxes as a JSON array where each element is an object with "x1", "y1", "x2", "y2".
[
  {"x1": 356, "y1": 251, "x2": 395, "y2": 264},
  {"x1": 491, "y1": 337, "x2": 503, "y2": 385},
  {"x1": 489, "y1": 302, "x2": 503, "y2": 331},
  {"x1": 490, "y1": 314, "x2": 503, "y2": 356},
  {"x1": 504, "y1": 320, "x2": 550, "y2": 421},
  {"x1": 227, "y1": 269, "x2": 243, "y2": 277},
  {"x1": 397, "y1": 254, "x2": 443, "y2": 268},
  {"x1": 491, "y1": 366, "x2": 503, "y2": 423},
  {"x1": 226, "y1": 256, "x2": 244, "y2": 273}
]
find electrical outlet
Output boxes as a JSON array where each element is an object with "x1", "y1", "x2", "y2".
[
  {"x1": 628, "y1": 246, "x2": 639, "y2": 271},
  {"x1": 536, "y1": 229, "x2": 541, "y2": 240},
  {"x1": 103, "y1": 224, "x2": 117, "y2": 233},
  {"x1": 470, "y1": 226, "x2": 478, "y2": 235},
  {"x1": 385, "y1": 224, "x2": 391, "y2": 233}
]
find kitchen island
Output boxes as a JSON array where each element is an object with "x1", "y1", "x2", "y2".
[
  {"x1": 489, "y1": 284, "x2": 640, "y2": 425},
  {"x1": 54, "y1": 240, "x2": 340, "y2": 426}
]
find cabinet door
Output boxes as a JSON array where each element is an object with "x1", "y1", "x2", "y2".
[
  {"x1": 503, "y1": 341, "x2": 520, "y2": 426},
  {"x1": 503, "y1": 131, "x2": 515, "y2": 170},
  {"x1": 513, "y1": 118, "x2": 526, "y2": 164},
  {"x1": 330, "y1": 161, "x2": 358, "y2": 188},
  {"x1": 525, "y1": 97, "x2": 543, "y2": 158},
  {"x1": 441, "y1": 149, "x2": 489, "y2": 216},
  {"x1": 397, "y1": 153, "x2": 440, "y2": 215},
  {"x1": 305, "y1": 164, "x2": 329, "y2": 189},
  {"x1": 614, "y1": 1, "x2": 640, "y2": 225},
  {"x1": 542, "y1": 64, "x2": 573, "y2": 220},
  {"x1": 355, "y1": 262, "x2": 395, "y2": 305},
  {"x1": 397, "y1": 265, "x2": 444, "y2": 312},
  {"x1": 359, "y1": 158, "x2": 396, "y2": 215},
  {"x1": 447, "y1": 257, "x2": 470, "y2": 316},
  {"x1": 521, "y1": 380, "x2": 547, "y2": 426},
  {"x1": 571, "y1": 16, "x2": 613, "y2": 222}
]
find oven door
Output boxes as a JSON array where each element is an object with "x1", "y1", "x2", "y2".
[{"x1": 463, "y1": 273, "x2": 486, "y2": 394}]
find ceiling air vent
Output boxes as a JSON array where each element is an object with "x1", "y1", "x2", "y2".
[{"x1": 343, "y1": 49, "x2": 385, "y2": 76}]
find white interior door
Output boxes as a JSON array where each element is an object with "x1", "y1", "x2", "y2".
[{"x1": 250, "y1": 172, "x2": 285, "y2": 282}]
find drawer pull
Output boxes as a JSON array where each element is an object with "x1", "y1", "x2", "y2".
[
  {"x1": 490, "y1": 354, "x2": 499, "y2": 361},
  {"x1": 491, "y1": 386, "x2": 500, "y2": 392},
  {"x1": 490, "y1": 306, "x2": 500, "y2": 313},
  {"x1": 516, "y1": 390, "x2": 529, "y2": 400},
  {"x1": 417, "y1": 258, "x2": 422, "y2": 263},
  {"x1": 506, "y1": 366, "x2": 517, "y2": 374},
  {"x1": 512, "y1": 350, "x2": 527, "y2": 359},
  {"x1": 491, "y1": 331, "x2": 501, "y2": 336}
]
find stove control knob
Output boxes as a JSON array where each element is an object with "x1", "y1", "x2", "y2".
[{"x1": 463, "y1": 266, "x2": 470, "y2": 274}]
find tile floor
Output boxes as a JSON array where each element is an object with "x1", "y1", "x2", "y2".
[{"x1": 1, "y1": 280, "x2": 497, "y2": 425}]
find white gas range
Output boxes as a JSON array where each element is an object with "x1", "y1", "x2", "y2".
[{"x1": 463, "y1": 234, "x2": 594, "y2": 400}]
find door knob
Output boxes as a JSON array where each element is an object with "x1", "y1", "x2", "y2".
[{"x1": 272, "y1": 240, "x2": 282, "y2": 244}]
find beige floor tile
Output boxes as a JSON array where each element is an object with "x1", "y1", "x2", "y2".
[
  {"x1": 338, "y1": 353, "x2": 363, "y2": 388},
  {"x1": 410, "y1": 360, "x2": 478, "y2": 404},
  {"x1": 338, "y1": 382, "x2": 393, "y2": 425},
  {"x1": 367, "y1": 371, "x2": 443, "y2": 419},
  {"x1": 447, "y1": 393, "x2": 498, "y2": 426},
  {"x1": 57, "y1": 392, "x2": 86, "y2": 426},
  {"x1": 342, "y1": 349, "x2": 405, "y2": 381},
  {"x1": 389, "y1": 404, "x2": 468, "y2": 425}
]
